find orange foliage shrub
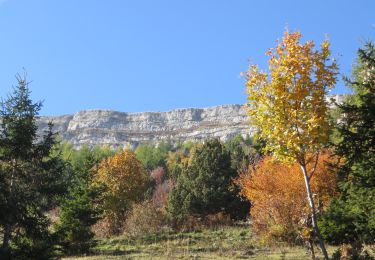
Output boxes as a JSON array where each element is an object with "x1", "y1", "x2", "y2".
[{"x1": 236, "y1": 151, "x2": 338, "y2": 243}]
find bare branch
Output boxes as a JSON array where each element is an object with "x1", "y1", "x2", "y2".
[{"x1": 308, "y1": 152, "x2": 319, "y2": 180}]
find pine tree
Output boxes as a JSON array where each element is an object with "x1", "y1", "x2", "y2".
[
  {"x1": 0, "y1": 74, "x2": 68, "y2": 259},
  {"x1": 319, "y1": 43, "x2": 375, "y2": 245}
]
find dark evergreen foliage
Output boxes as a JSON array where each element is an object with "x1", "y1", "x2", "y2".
[
  {"x1": 167, "y1": 139, "x2": 250, "y2": 220},
  {"x1": 224, "y1": 134, "x2": 259, "y2": 173},
  {"x1": 55, "y1": 144, "x2": 113, "y2": 255},
  {"x1": 0, "y1": 75, "x2": 68, "y2": 259},
  {"x1": 319, "y1": 43, "x2": 375, "y2": 245}
]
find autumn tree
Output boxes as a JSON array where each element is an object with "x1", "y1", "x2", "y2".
[
  {"x1": 93, "y1": 149, "x2": 147, "y2": 234},
  {"x1": 236, "y1": 151, "x2": 338, "y2": 247},
  {"x1": 245, "y1": 31, "x2": 338, "y2": 259}
]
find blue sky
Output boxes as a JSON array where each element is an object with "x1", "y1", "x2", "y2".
[{"x1": 0, "y1": 0, "x2": 374, "y2": 115}]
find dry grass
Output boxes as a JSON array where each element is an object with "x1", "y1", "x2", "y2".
[{"x1": 63, "y1": 225, "x2": 336, "y2": 259}]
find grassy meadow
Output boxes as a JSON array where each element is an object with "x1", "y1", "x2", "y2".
[{"x1": 63, "y1": 226, "x2": 337, "y2": 259}]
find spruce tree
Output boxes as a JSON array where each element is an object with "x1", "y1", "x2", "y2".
[
  {"x1": 319, "y1": 43, "x2": 375, "y2": 245},
  {"x1": 55, "y1": 146, "x2": 102, "y2": 255},
  {"x1": 167, "y1": 139, "x2": 250, "y2": 220},
  {"x1": 0, "y1": 74, "x2": 67, "y2": 259}
]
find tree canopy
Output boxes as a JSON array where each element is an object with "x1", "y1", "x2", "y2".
[
  {"x1": 245, "y1": 31, "x2": 338, "y2": 163},
  {"x1": 93, "y1": 149, "x2": 147, "y2": 234}
]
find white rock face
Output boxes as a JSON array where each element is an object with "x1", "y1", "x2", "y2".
[
  {"x1": 37, "y1": 95, "x2": 345, "y2": 149},
  {"x1": 37, "y1": 105, "x2": 252, "y2": 149}
]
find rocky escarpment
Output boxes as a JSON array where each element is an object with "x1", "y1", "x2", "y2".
[
  {"x1": 37, "y1": 94, "x2": 345, "y2": 149},
  {"x1": 38, "y1": 105, "x2": 252, "y2": 149}
]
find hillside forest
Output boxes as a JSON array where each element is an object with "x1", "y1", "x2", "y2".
[{"x1": 0, "y1": 31, "x2": 374, "y2": 259}]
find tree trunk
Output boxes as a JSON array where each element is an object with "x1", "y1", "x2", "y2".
[
  {"x1": 1, "y1": 160, "x2": 16, "y2": 256},
  {"x1": 300, "y1": 165, "x2": 329, "y2": 260},
  {"x1": 308, "y1": 238, "x2": 316, "y2": 260},
  {"x1": 1, "y1": 223, "x2": 12, "y2": 254}
]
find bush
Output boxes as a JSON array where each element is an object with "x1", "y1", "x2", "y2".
[
  {"x1": 152, "y1": 180, "x2": 173, "y2": 209},
  {"x1": 171, "y1": 212, "x2": 233, "y2": 232},
  {"x1": 150, "y1": 167, "x2": 173, "y2": 209},
  {"x1": 331, "y1": 244, "x2": 375, "y2": 260},
  {"x1": 204, "y1": 212, "x2": 233, "y2": 228},
  {"x1": 122, "y1": 200, "x2": 167, "y2": 238},
  {"x1": 236, "y1": 151, "x2": 338, "y2": 244},
  {"x1": 91, "y1": 216, "x2": 113, "y2": 238}
]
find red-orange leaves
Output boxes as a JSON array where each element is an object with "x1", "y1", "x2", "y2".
[{"x1": 236, "y1": 151, "x2": 338, "y2": 243}]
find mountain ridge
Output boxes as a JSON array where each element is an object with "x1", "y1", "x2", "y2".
[{"x1": 37, "y1": 94, "x2": 345, "y2": 149}]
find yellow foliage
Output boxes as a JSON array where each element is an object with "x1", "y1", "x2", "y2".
[
  {"x1": 245, "y1": 31, "x2": 338, "y2": 163},
  {"x1": 93, "y1": 149, "x2": 146, "y2": 234}
]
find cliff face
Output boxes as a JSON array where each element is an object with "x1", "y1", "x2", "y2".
[
  {"x1": 37, "y1": 94, "x2": 345, "y2": 149},
  {"x1": 38, "y1": 105, "x2": 251, "y2": 149}
]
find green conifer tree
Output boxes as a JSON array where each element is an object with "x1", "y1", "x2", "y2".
[
  {"x1": 55, "y1": 145, "x2": 103, "y2": 255},
  {"x1": 167, "y1": 139, "x2": 250, "y2": 220},
  {"x1": 319, "y1": 43, "x2": 375, "y2": 246},
  {"x1": 0, "y1": 74, "x2": 67, "y2": 259}
]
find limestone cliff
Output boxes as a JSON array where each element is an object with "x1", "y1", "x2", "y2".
[
  {"x1": 37, "y1": 94, "x2": 345, "y2": 149},
  {"x1": 38, "y1": 105, "x2": 251, "y2": 149}
]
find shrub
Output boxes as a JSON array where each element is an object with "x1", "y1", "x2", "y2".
[
  {"x1": 150, "y1": 166, "x2": 166, "y2": 184},
  {"x1": 171, "y1": 212, "x2": 233, "y2": 232},
  {"x1": 91, "y1": 216, "x2": 113, "y2": 238},
  {"x1": 152, "y1": 179, "x2": 173, "y2": 209},
  {"x1": 122, "y1": 200, "x2": 167, "y2": 238},
  {"x1": 236, "y1": 151, "x2": 338, "y2": 244},
  {"x1": 204, "y1": 212, "x2": 233, "y2": 228}
]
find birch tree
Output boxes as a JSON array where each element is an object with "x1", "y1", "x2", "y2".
[{"x1": 245, "y1": 31, "x2": 338, "y2": 260}]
